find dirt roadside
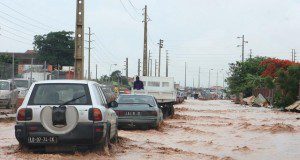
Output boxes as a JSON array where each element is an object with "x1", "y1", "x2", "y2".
[{"x1": 0, "y1": 100, "x2": 299, "y2": 160}]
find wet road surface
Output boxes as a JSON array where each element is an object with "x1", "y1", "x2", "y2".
[{"x1": 0, "y1": 100, "x2": 299, "y2": 160}]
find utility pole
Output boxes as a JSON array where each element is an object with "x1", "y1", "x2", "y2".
[
  {"x1": 95, "y1": 64, "x2": 98, "y2": 80},
  {"x1": 208, "y1": 69, "x2": 213, "y2": 88},
  {"x1": 87, "y1": 27, "x2": 93, "y2": 80},
  {"x1": 124, "y1": 58, "x2": 128, "y2": 78},
  {"x1": 216, "y1": 70, "x2": 219, "y2": 86},
  {"x1": 166, "y1": 50, "x2": 169, "y2": 77},
  {"x1": 237, "y1": 35, "x2": 248, "y2": 62},
  {"x1": 74, "y1": 0, "x2": 84, "y2": 79},
  {"x1": 155, "y1": 59, "x2": 158, "y2": 76},
  {"x1": 30, "y1": 58, "x2": 33, "y2": 85},
  {"x1": 198, "y1": 67, "x2": 200, "y2": 88},
  {"x1": 184, "y1": 62, "x2": 187, "y2": 88},
  {"x1": 148, "y1": 50, "x2": 151, "y2": 76},
  {"x1": 138, "y1": 59, "x2": 141, "y2": 76},
  {"x1": 149, "y1": 59, "x2": 152, "y2": 76},
  {"x1": 292, "y1": 49, "x2": 296, "y2": 62},
  {"x1": 193, "y1": 78, "x2": 195, "y2": 88},
  {"x1": 249, "y1": 49, "x2": 253, "y2": 59},
  {"x1": 43, "y1": 61, "x2": 47, "y2": 80},
  {"x1": 142, "y1": 5, "x2": 148, "y2": 76},
  {"x1": 158, "y1": 39, "x2": 163, "y2": 77},
  {"x1": 295, "y1": 50, "x2": 297, "y2": 62},
  {"x1": 12, "y1": 53, "x2": 14, "y2": 81}
]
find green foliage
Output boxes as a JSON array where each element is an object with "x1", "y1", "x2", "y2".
[
  {"x1": 97, "y1": 70, "x2": 129, "y2": 87},
  {"x1": 33, "y1": 31, "x2": 75, "y2": 66},
  {"x1": 0, "y1": 54, "x2": 13, "y2": 63},
  {"x1": 274, "y1": 65, "x2": 300, "y2": 108},
  {"x1": 110, "y1": 70, "x2": 129, "y2": 86},
  {"x1": 226, "y1": 56, "x2": 267, "y2": 97}
]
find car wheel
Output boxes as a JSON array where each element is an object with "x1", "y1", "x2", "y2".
[{"x1": 111, "y1": 128, "x2": 118, "y2": 143}]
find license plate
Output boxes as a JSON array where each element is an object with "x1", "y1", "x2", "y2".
[
  {"x1": 125, "y1": 111, "x2": 141, "y2": 116},
  {"x1": 28, "y1": 137, "x2": 57, "y2": 144}
]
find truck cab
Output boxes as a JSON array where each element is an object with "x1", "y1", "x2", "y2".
[{"x1": 132, "y1": 76, "x2": 176, "y2": 118}]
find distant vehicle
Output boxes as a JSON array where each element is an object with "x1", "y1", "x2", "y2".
[
  {"x1": 9, "y1": 79, "x2": 31, "y2": 108},
  {"x1": 11, "y1": 79, "x2": 31, "y2": 98},
  {"x1": 176, "y1": 92, "x2": 185, "y2": 104},
  {"x1": 114, "y1": 94, "x2": 163, "y2": 129},
  {"x1": 0, "y1": 80, "x2": 18, "y2": 108},
  {"x1": 132, "y1": 76, "x2": 176, "y2": 118},
  {"x1": 15, "y1": 80, "x2": 118, "y2": 151}
]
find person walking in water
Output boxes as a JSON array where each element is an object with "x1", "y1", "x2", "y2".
[{"x1": 133, "y1": 76, "x2": 144, "y2": 90}]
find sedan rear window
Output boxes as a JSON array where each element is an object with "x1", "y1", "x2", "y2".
[
  {"x1": 117, "y1": 95, "x2": 156, "y2": 107},
  {"x1": 28, "y1": 83, "x2": 92, "y2": 105}
]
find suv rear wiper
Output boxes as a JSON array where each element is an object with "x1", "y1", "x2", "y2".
[{"x1": 58, "y1": 94, "x2": 86, "y2": 107}]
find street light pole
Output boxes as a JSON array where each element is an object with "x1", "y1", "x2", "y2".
[
  {"x1": 109, "y1": 64, "x2": 117, "y2": 83},
  {"x1": 208, "y1": 69, "x2": 213, "y2": 88}
]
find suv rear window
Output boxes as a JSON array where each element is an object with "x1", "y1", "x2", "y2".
[{"x1": 28, "y1": 83, "x2": 92, "y2": 105}]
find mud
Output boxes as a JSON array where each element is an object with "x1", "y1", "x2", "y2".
[{"x1": 0, "y1": 100, "x2": 299, "y2": 160}]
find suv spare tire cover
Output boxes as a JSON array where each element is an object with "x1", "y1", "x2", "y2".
[{"x1": 40, "y1": 106, "x2": 79, "y2": 135}]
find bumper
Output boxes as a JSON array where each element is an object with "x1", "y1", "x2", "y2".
[
  {"x1": 0, "y1": 99, "x2": 10, "y2": 106},
  {"x1": 15, "y1": 122, "x2": 107, "y2": 146},
  {"x1": 117, "y1": 117, "x2": 157, "y2": 128}
]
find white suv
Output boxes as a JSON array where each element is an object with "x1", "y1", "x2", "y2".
[{"x1": 15, "y1": 80, "x2": 118, "y2": 151}]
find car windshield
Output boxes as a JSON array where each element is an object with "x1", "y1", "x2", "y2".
[
  {"x1": 0, "y1": 81, "x2": 9, "y2": 90},
  {"x1": 117, "y1": 95, "x2": 156, "y2": 107},
  {"x1": 15, "y1": 80, "x2": 29, "y2": 88},
  {"x1": 28, "y1": 83, "x2": 92, "y2": 105}
]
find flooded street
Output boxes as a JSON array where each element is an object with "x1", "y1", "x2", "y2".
[{"x1": 1, "y1": 100, "x2": 299, "y2": 160}]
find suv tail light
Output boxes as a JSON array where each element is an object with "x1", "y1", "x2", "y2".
[
  {"x1": 89, "y1": 108, "x2": 102, "y2": 121},
  {"x1": 17, "y1": 108, "x2": 32, "y2": 121}
]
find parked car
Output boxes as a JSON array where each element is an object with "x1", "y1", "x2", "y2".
[
  {"x1": 13, "y1": 79, "x2": 31, "y2": 97},
  {"x1": 176, "y1": 92, "x2": 185, "y2": 104},
  {"x1": 0, "y1": 80, "x2": 18, "y2": 108},
  {"x1": 10, "y1": 79, "x2": 31, "y2": 108},
  {"x1": 15, "y1": 80, "x2": 118, "y2": 151},
  {"x1": 114, "y1": 94, "x2": 163, "y2": 129}
]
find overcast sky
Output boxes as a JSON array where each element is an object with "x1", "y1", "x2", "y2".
[{"x1": 0, "y1": 0, "x2": 299, "y2": 87}]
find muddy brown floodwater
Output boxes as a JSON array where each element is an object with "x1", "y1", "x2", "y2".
[{"x1": 0, "y1": 100, "x2": 299, "y2": 160}]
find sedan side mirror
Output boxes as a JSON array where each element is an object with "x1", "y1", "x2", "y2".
[{"x1": 108, "y1": 101, "x2": 118, "y2": 108}]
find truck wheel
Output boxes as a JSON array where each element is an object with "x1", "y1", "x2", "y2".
[{"x1": 169, "y1": 104, "x2": 175, "y2": 118}]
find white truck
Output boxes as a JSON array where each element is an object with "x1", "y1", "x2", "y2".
[{"x1": 132, "y1": 76, "x2": 176, "y2": 118}]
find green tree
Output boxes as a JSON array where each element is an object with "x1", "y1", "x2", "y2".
[
  {"x1": 0, "y1": 54, "x2": 13, "y2": 63},
  {"x1": 110, "y1": 70, "x2": 129, "y2": 86},
  {"x1": 33, "y1": 31, "x2": 75, "y2": 67},
  {"x1": 226, "y1": 56, "x2": 267, "y2": 97},
  {"x1": 274, "y1": 65, "x2": 300, "y2": 108}
]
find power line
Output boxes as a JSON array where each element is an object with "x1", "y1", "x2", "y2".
[
  {"x1": 127, "y1": 0, "x2": 139, "y2": 12},
  {"x1": 0, "y1": 34, "x2": 32, "y2": 45},
  {"x1": 0, "y1": 15, "x2": 39, "y2": 35},
  {"x1": 0, "y1": 10, "x2": 48, "y2": 31},
  {"x1": 0, "y1": 22, "x2": 33, "y2": 37},
  {"x1": 0, "y1": 28, "x2": 32, "y2": 41},
  {"x1": 0, "y1": 1, "x2": 54, "y2": 30},
  {"x1": 94, "y1": 34, "x2": 120, "y2": 62},
  {"x1": 119, "y1": 0, "x2": 139, "y2": 22}
]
